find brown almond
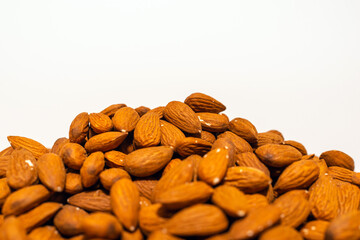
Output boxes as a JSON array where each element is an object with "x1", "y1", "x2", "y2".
[
  {"x1": 176, "y1": 137, "x2": 212, "y2": 157},
  {"x1": 81, "y1": 212, "x2": 123, "y2": 239},
  {"x1": 212, "y1": 185, "x2": 248, "y2": 217},
  {"x1": 134, "y1": 111, "x2": 161, "y2": 148},
  {"x1": 2, "y1": 184, "x2": 50, "y2": 216},
  {"x1": 37, "y1": 153, "x2": 66, "y2": 192},
  {"x1": 139, "y1": 203, "x2": 172, "y2": 235},
  {"x1": 65, "y1": 173, "x2": 83, "y2": 194},
  {"x1": 0, "y1": 178, "x2": 11, "y2": 206},
  {"x1": 100, "y1": 103, "x2": 127, "y2": 117},
  {"x1": 110, "y1": 178, "x2": 140, "y2": 231},
  {"x1": 229, "y1": 117, "x2": 258, "y2": 145},
  {"x1": 135, "y1": 106, "x2": 150, "y2": 117},
  {"x1": 229, "y1": 205, "x2": 281, "y2": 239},
  {"x1": 53, "y1": 205, "x2": 89, "y2": 236},
  {"x1": 328, "y1": 166, "x2": 354, "y2": 183},
  {"x1": 85, "y1": 131, "x2": 128, "y2": 153},
  {"x1": 320, "y1": 150, "x2": 354, "y2": 171},
  {"x1": 217, "y1": 131, "x2": 253, "y2": 153},
  {"x1": 134, "y1": 178, "x2": 158, "y2": 200},
  {"x1": 273, "y1": 190, "x2": 311, "y2": 228},
  {"x1": 67, "y1": 190, "x2": 111, "y2": 212},
  {"x1": 80, "y1": 151, "x2": 105, "y2": 188},
  {"x1": 113, "y1": 107, "x2": 140, "y2": 132},
  {"x1": 212, "y1": 137, "x2": 236, "y2": 167},
  {"x1": 198, "y1": 148, "x2": 229, "y2": 186},
  {"x1": 245, "y1": 194, "x2": 269, "y2": 209},
  {"x1": 123, "y1": 228, "x2": 144, "y2": 240},
  {"x1": 236, "y1": 152, "x2": 270, "y2": 176},
  {"x1": 69, "y1": 112, "x2": 89, "y2": 144},
  {"x1": 259, "y1": 226, "x2": 303, "y2": 240},
  {"x1": 156, "y1": 181, "x2": 214, "y2": 210},
  {"x1": 274, "y1": 160, "x2": 319, "y2": 194},
  {"x1": 100, "y1": 168, "x2": 131, "y2": 190},
  {"x1": 148, "y1": 231, "x2": 183, "y2": 240},
  {"x1": 162, "y1": 158, "x2": 182, "y2": 177},
  {"x1": 0, "y1": 216, "x2": 27, "y2": 240},
  {"x1": 7, "y1": 135, "x2": 48, "y2": 158},
  {"x1": 257, "y1": 131, "x2": 284, "y2": 147},
  {"x1": 164, "y1": 101, "x2": 202, "y2": 134},
  {"x1": 0, "y1": 146, "x2": 14, "y2": 157},
  {"x1": 200, "y1": 131, "x2": 216, "y2": 143},
  {"x1": 255, "y1": 144, "x2": 302, "y2": 167},
  {"x1": 284, "y1": 140, "x2": 307, "y2": 155},
  {"x1": 300, "y1": 220, "x2": 329, "y2": 240},
  {"x1": 28, "y1": 226, "x2": 64, "y2": 240},
  {"x1": 184, "y1": 92, "x2": 226, "y2": 113},
  {"x1": 165, "y1": 204, "x2": 229, "y2": 237},
  {"x1": 0, "y1": 156, "x2": 11, "y2": 177},
  {"x1": 139, "y1": 196, "x2": 152, "y2": 208},
  {"x1": 89, "y1": 112, "x2": 113, "y2": 133},
  {"x1": 335, "y1": 179, "x2": 360, "y2": 216},
  {"x1": 51, "y1": 137, "x2": 70, "y2": 155},
  {"x1": 18, "y1": 202, "x2": 62, "y2": 232},
  {"x1": 149, "y1": 106, "x2": 166, "y2": 118},
  {"x1": 160, "y1": 120, "x2": 186, "y2": 148},
  {"x1": 124, "y1": 146, "x2": 173, "y2": 177},
  {"x1": 104, "y1": 150, "x2": 126, "y2": 168},
  {"x1": 325, "y1": 210, "x2": 360, "y2": 240},
  {"x1": 60, "y1": 143, "x2": 87, "y2": 170},
  {"x1": 196, "y1": 112, "x2": 229, "y2": 132},
  {"x1": 224, "y1": 166, "x2": 271, "y2": 193},
  {"x1": 7, "y1": 148, "x2": 38, "y2": 189}
]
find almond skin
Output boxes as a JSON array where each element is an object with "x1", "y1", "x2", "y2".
[
  {"x1": 176, "y1": 137, "x2": 212, "y2": 157},
  {"x1": 37, "y1": 153, "x2": 66, "y2": 192},
  {"x1": 7, "y1": 148, "x2": 38, "y2": 189},
  {"x1": 162, "y1": 158, "x2": 182, "y2": 176},
  {"x1": 7, "y1": 135, "x2": 48, "y2": 158},
  {"x1": 28, "y1": 226, "x2": 64, "y2": 240},
  {"x1": 0, "y1": 156, "x2": 11, "y2": 178},
  {"x1": 65, "y1": 172, "x2": 83, "y2": 194},
  {"x1": 112, "y1": 107, "x2": 140, "y2": 132},
  {"x1": 134, "y1": 111, "x2": 161, "y2": 148},
  {"x1": 335, "y1": 179, "x2": 360, "y2": 216},
  {"x1": 135, "y1": 106, "x2": 150, "y2": 117},
  {"x1": 53, "y1": 204, "x2": 89, "y2": 237},
  {"x1": 134, "y1": 178, "x2": 159, "y2": 200},
  {"x1": 69, "y1": 112, "x2": 89, "y2": 144},
  {"x1": 89, "y1": 112, "x2": 113, "y2": 133},
  {"x1": 67, "y1": 190, "x2": 111, "y2": 212},
  {"x1": 184, "y1": 92, "x2": 226, "y2": 113},
  {"x1": 229, "y1": 117, "x2": 258, "y2": 145},
  {"x1": 320, "y1": 150, "x2": 354, "y2": 171},
  {"x1": 160, "y1": 120, "x2": 186, "y2": 148},
  {"x1": 255, "y1": 144, "x2": 302, "y2": 167},
  {"x1": 104, "y1": 150, "x2": 126, "y2": 168},
  {"x1": 80, "y1": 151, "x2": 105, "y2": 188},
  {"x1": 217, "y1": 131, "x2": 253, "y2": 153},
  {"x1": 100, "y1": 168, "x2": 131, "y2": 190},
  {"x1": 211, "y1": 137, "x2": 236, "y2": 167},
  {"x1": 200, "y1": 131, "x2": 216, "y2": 143},
  {"x1": 81, "y1": 212, "x2": 123, "y2": 239},
  {"x1": 51, "y1": 137, "x2": 70, "y2": 155},
  {"x1": 139, "y1": 203, "x2": 172, "y2": 234},
  {"x1": 0, "y1": 178, "x2": 11, "y2": 206},
  {"x1": 256, "y1": 131, "x2": 284, "y2": 147},
  {"x1": 124, "y1": 146, "x2": 173, "y2": 177},
  {"x1": 110, "y1": 178, "x2": 140, "y2": 232},
  {"x1": 100, "y1": 103, "x2": 127, "y2": 117},
  {"x1": 300, "y1": 220, "x2": 329, "y2": 240},
  {"x1": 2, "y1": 184, "x2": 50, "y2": 216},
  {"x1": 60, "y1": 143, "x2": 87, "y2": 170},
  {"x1": 198, "y1": 148, "x2": 229, "y2": 186},
  {"x1": 236, "y1": 152, "x2": 270, "y2": 176},
  {"x1": 164, "y1": 101, "x2": 202, "y2": 134},
  {"x1": 85, "y1": 131, "x2": 128, "y2": 153},
  {"x1": 284, "y1": 140, "x2": 307, "y2": 155},
  {"x1": 245, "y1": 194, "x2": 269, "y2": 209},
  {"x1": 325, "y1": 210, "x2": 360, "y2": 240},
  {"x1": 259, "y1": 226, "x2": 303, "y2": 240},
  {"x1": 165, "y1": 204, "x2": 229, "y2": 237},
  {"x1": 196, "y1": 112, "x2": 229, "y2": 132},
  {"x1": 0, "y1": 216, "x2": 27, "y2": 240}
]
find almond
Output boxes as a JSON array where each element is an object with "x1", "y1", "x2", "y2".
[
  {"x1": 89, "y1": 112, "x2": 113, "y2": 133},
  {"x1": 0, "y1": 216, "x2": 27, "y2": 240},
  {"x1": 176, "y1": 137, "x2": 212, "y2": 157},
  {"x1": 228, "y1": 117, "x2": 258, "y2": 145},
  {"x1": 198, "y1": 148, "x2": 229, "y2": 186},
  {"x1": 113, "y1": 107, "x2": 140, "y2": 132},
  {"x1": 67, "y1": 190, "x2": 111, "y2": 212},
  {"x1": 149, "y1": 106, "x2": 166, "y2": 118},
  {"x1": 0, "y1": 146, "x2": 14, "y2": 157},
  {"x1": 196, "y1": 112, "x2": 229, "y2": 132},
  {"x1": 160, "y1": 120, "x2": 186, "y2": 148},
  {"x1": 37, "y1": 153, "x2": 66, "y2": 192},
  {"x1": 334, "y1": 179, "x2": 360, "y2": 216},
  {"x1": 217, "y1": 131, "x2": 252, "y2": 153},
  {"x1": 100, "y1": 168, "x2": 131, "y2": 190},
  {"x1": 224, "y1": 166, "x2": 271, "y2": 193},
  {"x1": 165, "y1": 204, "x2": 229, "y2": 237},
  {"x1": 200, "y1": 131, "x2": 216, "y2": 143},
  {"x1": 320, "y1": 150, "x2": 354, "y2": 171},
  {"x1": 259, "y1": 226, "x2": 303, "y2": 240},
  {"x1": 300, "y1": 220, "x2": 329, "y2": 240},
  {"x1": 274, "y1": 160, "x2": 319, "y2": 194},
  {"x1": 100, "y1": 103, "x2": 127, "y2": 117},
  {"x1": 139, "y1": 196, "x2": 151, "y2": 208},
  {"x1": 104, "y1": 150, "x2": 126, "y2": 168},
  {"x1": 284, "y1": 140, "x2": 307, "y2": 155},
  {"x1": 51, "y1": 137, "x2": 69, "y2": 155},
  {"x1": 236, "y1": 152, "x2": 270, "y2": 176},
  {"x1": 139, "y1": 203, "x2": 172, "y2": 234},
  {"x1": 134, "y1": 178, "x2": 158, "y2": 200},
  {"x1": 0, "y1": 178, "x2": 11, "y2": 206},
  {"x1": 81, "y1": 212, "x2": 123, "y2": 239},
  {"x1": 211, "y1": 185, "x2": 248, "y2": 217},
  {"x1": 28, "y1": 226, "x2": 64, "y2": 240},
  {"x1": 212, "y1": 137, "x2": 236, "y2": 167},
  {"x1": 124, "y1": 146, "x2": 173, "y2": 177},
  {"x1": 7, "y1": 148, "x2": 38, "y2": 189},
  {"x1": 69, "y1": 112, "x2": 89, "y2": 144},
  {"x1": 135, "y1": 106, "x2": 150, "y2": 117},
  {"x1": 2, "y1": 184, "x2": 50, "y2": 216},
  {"x1": 65, "y1": 173, "x2": 83, "y2": 194},
  {"x1": 156, "y1": 181, "x2": 213, "y2": 210},
  {"x1": 134, "y1": 111, "x2": 161, "y2": 148},
  {"x1": 255, "y1": 144, "x2": 302, "y2": 167},
  {"x1": 123, "y1": 228, "x2": 144, "y2": 240},
  {"x1": 7, "y1": 135, "x2": 48, "y2": 158},
  {"x1": 184, "y1": 92, "x2": 226, "y2": 113},
  {"x1": 53, "y1": 204, "x2": 88, "y2": 236},
  {"x1": 164, "y1": 101, "x2": 202, "y2": 134},
  {"x1": 60, "y1": 143, "x2": 87, "y2": 170},
  {"x1": 85, "y1": 131, "x2": 128, "y2": 153},
  {"x1": 0, "y1": 155, "x2": 11, "y2": 177},
  {"x1": 80, "y1": 151, "x2": 105, "y2": 188},
  {"x1": 229, "y1": 205, "x2": 281, "y2": 239},
  {"x1": 148, "y1": 231, "x2": 183, "y2": 240},
  {"x1": 327, "y1": 166, "x2": 354, "y2": 183},
  {"x1": 325, "y1": 210, "x2": 360, "y2": 240},
  {"x1": 162, "y1": 158, "x2": 182, "y2": 176},
  {"x1": 110, "y1": 178, "x2": 140, "y2": 231}
]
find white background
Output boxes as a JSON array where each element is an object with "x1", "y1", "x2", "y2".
[{"x1": 0, "y1": 1, "x2": 359, "y2": 169}]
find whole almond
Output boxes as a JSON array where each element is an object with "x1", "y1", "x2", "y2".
[
  {"x1": 335, "y1": 179, "x2": 360, "y2": 216},
  {"x1": 160, "y1": 120, "x2": 186, "y2": 148},
  {"x1": 139, "y1": 203, "x2": 172, "y2": 234},
  {"x1": 200, "y1": 131, "x2": 216, "y2": 143},
  {"x1": 184, "y1": 92, "x2": 226, "y2": 113},
  {"x1": 284, "y1": 140, "x2": 307, "y2": 155},
  {"x1": 325, "y1": 210, "x2": 360, "y2": 240},
  {"x1": 224, "y1": 166, "x2": 271, "y2": 193},
  {"x1": 104, "y1": 150, "x2": 126, "y2": 168},
  {"x1": 196, "y1": 112, "x2": 229, "y2": 132},
  {"x1": 124, "y1": 146, "x2": 173, "y2": 177},
  {"x1": 54, "y1": 205, "x2": 89, "y2": 236},
  {"x1": 85, "y1": 131, "x2": 128, "y2": 153},
  {"x1": 89, "y1": 112, "x2": 113, "y2": 133},
  {"x1": 236, "y1": 152, "x2": 270, "y2": 176},
  {"x1": 259, "y1": 226, "x2": 303, "y2": 240},
  {"x1": 65, "y1": 173, "x2": 83, "y2": 194},
  {"x1": 300, "y1": 220, "x2": 329, "y2": 240},
  {"x1": 100, "y1": 103, "x2": 127, "y2": 117},
  {"x1": 255, "y1": 144, "x2": 302, "y2": 167},
  {"x1": 212, "y1": 185, "x2": 248, "y2": 217},
  {"x1": 110, "y1": 178, "x2": 140, "y2": 231},
  {"x1": 134, "y1": 111, "x2": 161, "y2": 148},
  {"x1": 37, "y1": 153, "x2": 66, "y2": 192},
  {"x1": 328, "y1": 166, "x2": 355, "y2": 184},
  {"x1": 60, "y1": 143, "x2": 87, "y2": 170},
  {"x1": 165, "y1": 204, "x2": 229, "y2": 237},
  {"x1": 164, "y1": 101, "x2": 202, "y2": 134},
  {"x1": 229, "y1": 205, "x2": 281, "y2": 240},
  {"x1": 245, "y1": 194, "x2": 269, "y2": 209},
  {"x1": 2, "y1": 184, "x2": 50, "y2": 216},
  {"x1": 229, "y1": 117, "x2": 258, "y2": 145},
  {"x1": 257, "y1": 131, "x2": 284, "y2": 147},
  {"x1": 211, "y1": 137, "x2": 236, "y2": 167},
  {"x1": 100, "y1": 168, "x2": 131, "y2": 190},
  {"x1": 134, "y1": 178, "x2": 158, "y2": 200},
  {"x1": 198, "y1": 148, "x2": 229, "y2": 186},
  {"x1": 69, "y1": 112, "x2": 89, "y2": 144},
  {"x1": 0, "y1": 178, "x2": 11, "y2": 206},
  {"x1": 80, "y1": 151, "x2": 105, "y2": 188},
  {"x1": 217, "y1": 131, "x2": 252, "y2": 153},
  {"x1": 320, "y1": 150, "x2": 354, "y2": 171},
  {"x1": 51, "y1": 137, "x2": 70, "y2": 155},
  {"x1": 113, "y1": 107, "x2": 140, "y2": 132},
  {"x1": 67, "y1": 190, "x2": 111, "y2": 212},
  {"x1": 135, "y1": 106, "x2": 150, "y2": 117},
  {"x1": 28, "y1": 226, "x2": 64, "y2": 240},
  {"x1": 7, "y1": 148, "x2": 38, "y2": 189},
  {"x1": 176, "y1": 137, "x2": 212, "y2": 157},
  {"x1": 7, "y1": 135, "x2": 48, "y2": 158},
  {"x1": 81, "y1": 212, "x2": 123, "y2": 239},
  {"x1": 156, "y1": 181, "x2": 214, "y2": 210},
  {"x1": 0, "y1": 216, "x2": 27, "y2": 240}
]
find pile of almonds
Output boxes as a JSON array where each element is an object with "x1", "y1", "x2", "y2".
[{"x1": 0, "y1": 92, "x2": 359, "y2": 240}]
